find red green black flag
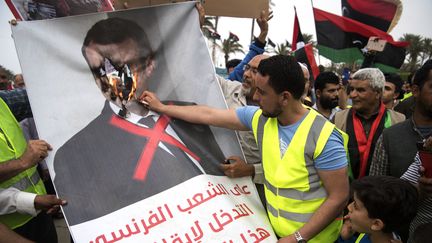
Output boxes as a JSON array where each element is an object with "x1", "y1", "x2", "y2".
[
  {"x1": 292, "y1": 7, "x2": 305, "y2": 51},
  {"x1": 313, "y1": 7, "x2": 408, "y2": 72},
  {"x1": 294, "y1": 43, "x2": 320, "y2": 80},
  {"x1": 341, "y1": 0, "x2": 401, "y2": 33}
]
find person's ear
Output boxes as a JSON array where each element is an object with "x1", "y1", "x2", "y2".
[
  {"x1": 316, "y1": 89, "x2": 322, "y2": 99},
  {"x1": 280, "y1": 91, "x2": 291, "y2": 106},
  {"x1": 375, "y1": 89, "x2": 383, "y2": 100},
  {"x1": 370, "y1": 218, "x2": 385, "y2": 232},
  {"x1": 144, "y1": 58, "x2": 156, "y2": 78}
]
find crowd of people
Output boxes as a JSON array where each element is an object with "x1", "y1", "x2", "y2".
[{"x1": 1, "y1": 4, "x2": 432, "y2": 243}]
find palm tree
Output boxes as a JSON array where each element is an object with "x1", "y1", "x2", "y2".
[
  {"x1": 202, "y1": 16, "x2": 216, "y2": 39},
  {"x1": 400, "y1": 34, "x2": 423, "y2": 71},
  {"x1": 271, "y1": 34, "x2": 315, "y2": 56},
  {"x1": 302, "y1": 33, "x2": 315, "y2": 46},
  {"x1": 273, "y1": 40, "x2": 291, "y2": 55},
  {"x1": 210, "y1": 17, "x2": 220, "y2": 64},
  {"x1": 421, "y1": 37, "x2": 432, "y2": 64},
  {"x1": 0, "y1": 65, "x2": 14, "y2": 80},
  {"x1": 221, "y1": 36, "x2": 244, "y2": 65},
  {"x1": 301, "y1": 33, "x2": 320, "y2": 57}
]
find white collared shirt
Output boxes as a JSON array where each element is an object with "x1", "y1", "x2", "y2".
[{"x1": 0, "y1": 187, "x2": 38, "y2": 216}]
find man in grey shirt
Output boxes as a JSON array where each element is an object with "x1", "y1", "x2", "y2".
[{"x1": 217, "y1": 54, "x2": 269, "y2": 205}]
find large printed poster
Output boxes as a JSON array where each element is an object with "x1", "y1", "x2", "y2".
[
  {"x1": 11, "y1": 2, "x2": 276, "y2": 242},
  {"x1": 5, "y1": 0, "x2": 113, "y2": 21}
]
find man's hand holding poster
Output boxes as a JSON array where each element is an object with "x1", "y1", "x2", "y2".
[{"x1": 11, "y1": 2, "x2": 276, "y2": 242}]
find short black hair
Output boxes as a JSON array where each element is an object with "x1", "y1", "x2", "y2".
[
  {"x1": 226, "y1": 59, "x2": 241, "y2": 72},
  {"x1": 82, "y1": 17, "x2": 153, "y2": 59},
  {"x1": 413, "y1": 59, "x2": 432, "y2": 89},
  {"x1": 314, "y1": 71, "x2": 339, "y2": 91},
  {"x1": 352, "y1": 176, "x2": 418, "y2": 233},
  {"x1": 384, "y1": 73, "x2": 404, "y2": 99},
  {"x1": 257, "y1": 55, "x2": 304, "y2": 99}
]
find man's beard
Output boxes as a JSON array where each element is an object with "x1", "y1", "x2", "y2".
[
  {"x1": 261, "y1": 106, "x2": 282, "y2": 118},
  {"x1": 320, "y1": 96, "x2": 339, "y2": 110},
  {"x1": 241, "y1": 77, "x2": 253, "y2": 96},
  {"x1": 241, "y1": 86, "x2": 252, "y2": 96}
]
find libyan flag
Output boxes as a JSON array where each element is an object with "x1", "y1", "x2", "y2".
[
  {"x1": 295, "y1": 44, "x2": 320, "y2": 80},
  {"x1": 341, "y1": 0, "x2": 402, "y2": 33},
  {"x1": 292, "y1": 7, "x2": 305, "y2": 51},
  {"x1": 313, "y1": 7, "x2": 408, "y2": 72}
]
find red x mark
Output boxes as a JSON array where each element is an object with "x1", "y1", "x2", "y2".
[{"x1": 110, "y1": 115, "x2": 201, "y2": 181}]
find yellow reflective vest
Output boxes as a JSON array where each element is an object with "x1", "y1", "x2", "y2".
[
  {"x1": 251, "y1": 108, "x2": 346, "y2": 242},
  {"x1": 0, "y1": 98, "x2": 46, "y2": 229}
]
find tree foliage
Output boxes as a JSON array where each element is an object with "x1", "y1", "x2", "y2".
[
  {"x1": 399, "y1": 34, "x2": 424, "y2": 72},
  {"x1": 202, "y1": 16, "x2": 216, "y2": 39},
  {"x1": 0, "y1": 65, "x2": 15, "y2": 80},
  {"x1": 221, "y1": 36, "x2": 244, "y2": 65},
  {"x1": 272, "y1": 40, "x2": 291, "y2": 55},
  {"x1": 269, "y1": 33, "x2": 316, "y2": 55}
]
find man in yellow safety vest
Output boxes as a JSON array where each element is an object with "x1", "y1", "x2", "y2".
[
  {"x1": 0, "y1": 96, "x2": 65, "y2": 242},
  {"x1": 141, "y1": 55, "x2": 349, "y2": 242}
]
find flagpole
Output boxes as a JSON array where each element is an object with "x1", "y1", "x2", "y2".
[
  {"x1": 250, "y1": 18, "x2": 255, "y2": 44},
  {"x1": 310, "y1": 0, "x2": 322, "y2": 67}
]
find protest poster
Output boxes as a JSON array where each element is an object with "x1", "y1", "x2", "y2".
[
  {"x1": 11, "y1": 2, "x2": 276, "y2": 242},
  {"x1": 5, "y1": 0, "x2": 113, "y2": 21}
]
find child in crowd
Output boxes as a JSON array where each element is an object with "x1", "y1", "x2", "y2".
[{"x1": 339, "y1": 176, "x2": 418, "y2": 243}]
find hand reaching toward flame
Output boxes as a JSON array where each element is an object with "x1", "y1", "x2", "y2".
[{"x1": 140, "y1": 91, "x2": 165, "y2": 113}]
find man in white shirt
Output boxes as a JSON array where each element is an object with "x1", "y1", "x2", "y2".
[{"x1": 0, "y1": 187, "x2": 65, "y2": 216}]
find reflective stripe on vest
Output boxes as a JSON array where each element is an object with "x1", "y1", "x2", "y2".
[
  {"x1": 384, "y1": 110, "x2": 392, "y2": 128},
  {"x1": 252, "y1": 109, "x2": 344, "y2": 242},
  {"x1": 11, "y1": 170, "x2": 41, "y2": 191},
  {"x1": 0, "y1": 99, "x2": 46, "y2": 229},
  {"x1": 264, "y1": 178, "x2": 327, "y2": 201},
  {"x1": 267, "y1": 203, "x2": 314, "y2": 223},
  {"x1": 355, "y1": 233, "x2": 366, "y2": 243}
]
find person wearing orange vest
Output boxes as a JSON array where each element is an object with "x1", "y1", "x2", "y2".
[
  {"x1": 0, "y1": 97, "x2": 65, "y2": 242},
  {"x1": 141, "y1": 55, "x2": 350, "y2": 243}
]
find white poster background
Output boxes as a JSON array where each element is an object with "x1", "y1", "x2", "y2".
[
  {"x1": 73, "y1": 176, "x2": 276, "y2": 242},
  {"x1": 11, "y1": 2, "x2": 276, "y2": 242}
]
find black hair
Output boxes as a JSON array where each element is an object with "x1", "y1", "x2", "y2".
[
  {"x1": 82, "y1": 17, "x2": 153, "y2": 59},
  {"x1": 413, "y1": 59, "x2": 432, "y2": 89},
  {"x1": 351, "y1": 176, "x2": 418, "y2": 233},
  {"x1": 257, "y1": 55, "x2": 305, "y2": 99},
  {"x1": 384, "y1": 73, "x2": 404, "y2": 99},
  {"x1": 314, "y1": 71, "x2": 339, "y2": 91},
  {"x1": 226, "y1": 59, "x2": 242, "y2": 72}
]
